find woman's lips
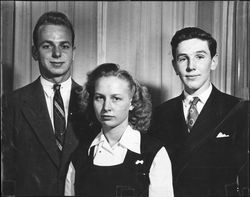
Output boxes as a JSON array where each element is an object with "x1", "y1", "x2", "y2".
[{"x1": 101, "y1": 115, "x2": 114, "y2": 120}]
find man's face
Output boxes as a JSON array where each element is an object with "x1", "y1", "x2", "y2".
[
  {"x1": 32, "y1": 24, "x2": 75, "y2": 83},
  {"x1": 173, "y1": 38, "x2": 218, "y2": 95}
]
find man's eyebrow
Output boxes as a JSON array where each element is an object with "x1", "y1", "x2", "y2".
[
  {"x1": 196, "y1": 50, "x2": 208, "y2": 54},
  {"x1": 60, "y1": 41, "x2": 72, "y2": 45},
  {"x1": 176, "y1": 53, "x2": 187, "y2": 58},
  {"x1": 39, "y1": 40, "x2": 72, "y2": 46},
  {"x1": 176, "y1": 50, "x2": 208, "y2": 58}
]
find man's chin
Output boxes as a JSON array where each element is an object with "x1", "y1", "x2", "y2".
[{"x1": 184, "y1": 84, "x2": 200, "y2": 94}]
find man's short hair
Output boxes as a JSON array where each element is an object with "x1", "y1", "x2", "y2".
[
  {"x1": 171, "y1": 27, "x2": 217, "y2": 59},
  {"x1": 33, "y1": 11, "x2": 75, "y2": 48}
]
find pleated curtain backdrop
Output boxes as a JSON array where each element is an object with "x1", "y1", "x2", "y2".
[{"x1": 1, "y1": 1, "x2": 249, "y2": 107}]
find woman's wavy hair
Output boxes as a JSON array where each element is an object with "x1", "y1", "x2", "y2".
[{"x1": 79, "y1": 63, "x2": 152, "y2": 133}]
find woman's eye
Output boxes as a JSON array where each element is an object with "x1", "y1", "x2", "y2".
[
  {"x1": 112, "y1": 97, "x2": 121, "y2": 101},
  {"x1": 196, "y1": 55, "x2": 205, "y2": 59},
  {"x1": 94, "y1": 95, "x2": 103, "y2": 101}
]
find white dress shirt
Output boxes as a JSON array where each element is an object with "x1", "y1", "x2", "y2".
[
  {"x1": 182, "y1": 83, "x2": 212, "y2": 122},
  {"x1": 65, "y1": 125, "x2": 174, "y2": 197},
  {"x1": 40, "y1": 76, "x2": 72, "y2": 129}
]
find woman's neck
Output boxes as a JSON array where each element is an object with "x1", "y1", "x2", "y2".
[{"x1": 103, "y1": 122, "x2": 128, "y2": 147}]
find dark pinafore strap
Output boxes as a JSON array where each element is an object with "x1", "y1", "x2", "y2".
[{"x1": 75, "y1": 134, "x2": 164, "y2": 197}]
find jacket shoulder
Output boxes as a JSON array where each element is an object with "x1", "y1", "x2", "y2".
[
  {"x1": 140, "y1": 134, "x2": 165, "y2": 173},
  {"x1": 153, "y1": 95, "x2": 181, "y2": 116},
  {"x1": 141, "y1": 134, "x2": 164, "y2": 154},
  {"x1": 212, "y1": 86, "x2": 242, "y2": 109},
  {"x1": 2, "y1": 80, "x2": 40, "y2": 106}
]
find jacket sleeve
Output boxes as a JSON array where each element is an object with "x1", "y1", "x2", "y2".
[{"x1": 1, "y1": 93, "x2": 18, "y2": 194}]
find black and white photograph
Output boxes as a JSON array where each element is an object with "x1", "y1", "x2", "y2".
[{"x1": 1, "y1": 1, "x2": 249, "y2": 196}]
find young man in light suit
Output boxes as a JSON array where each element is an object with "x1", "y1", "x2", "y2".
[
  {"x1": 150, "y1": 27, "x2": 249, "y2": 197},
  {"x1": 2, "y1": 11, "x2": 93, "y2": 196}
]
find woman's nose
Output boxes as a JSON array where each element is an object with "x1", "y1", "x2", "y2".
[{"x1": 103, "y1": 100, "x2": 111, "y2": 111}]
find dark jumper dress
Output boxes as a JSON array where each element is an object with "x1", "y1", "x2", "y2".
[{"x1": 74, "y1": 134, "x2": 164, "y2": 197}]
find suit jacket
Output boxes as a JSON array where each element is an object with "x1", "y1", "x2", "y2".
[
  {"x1": 150, "y1": 85, "x2": 249, "y2": 197},
  {"x1": 2, "y1": 77, "x2": 94, "y2": 196}
]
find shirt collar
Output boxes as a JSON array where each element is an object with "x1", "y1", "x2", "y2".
[
  {"x1": 40, "y1": 76, "x2": 54, "y2": 97},
  {"x1": 183, "y1": 83, "x2": 212, "y2": 105},
  {"x1": 119, "y1": 125, "x2": 141, "y2": 154},
  {"x1": 60, "y1": 77, "x2": 72, "y2": 96},
  {"x1": 89, "y1": 125, "x2": 141, "y2": 154},
  {"x1": 40, "y1": 76, "x2": 72, "y2": 97}
]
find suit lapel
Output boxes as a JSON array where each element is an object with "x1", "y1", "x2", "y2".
[
  {"x1": 175, "y1": 95, "x2": 189, "y2": 138},
  {"x1": 174, "y1": 86, "x2": 245, "y2": 184},
  {"x1": 183, "y1": 89, "x2": 219, "y2": 151},
  {"x1": 21, "y1": 79, "x2": 60, "y2": 167},
  {"x1": 60, "y1": 81, "x2": 80, "y2": 168},
  {"x1": 174, "y1": 87, "x2": 223, "y2": 178}
]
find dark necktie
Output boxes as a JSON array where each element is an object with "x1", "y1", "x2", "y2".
[
  {"x1": 53, "y1": 84, "x2": 65, "y2": 151},
  {"x1": 187, "y1": 97, "x2": 199, "y2": 131}
]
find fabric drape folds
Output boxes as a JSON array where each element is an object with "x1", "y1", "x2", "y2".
[{"x1": 1, "y1": 1, "x2": 249, "y2": 107}]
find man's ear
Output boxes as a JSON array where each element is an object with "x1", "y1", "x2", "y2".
[
  {"x1": 32, "y1": 45, "x2": 39, "y2": 61},
  {"x1": 72, "y1": 46, "x2": 76, "y2": 61},
  {"x1": 211, "y1": 54, "x2": 218, "y2": 71},
  {"x1": 172, "y1": 59, "x2": 179, "y2": 75}
]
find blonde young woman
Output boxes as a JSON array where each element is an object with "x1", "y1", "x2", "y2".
[{"x1": 65, "y1": 63, "x2": 174, "y2": 197}]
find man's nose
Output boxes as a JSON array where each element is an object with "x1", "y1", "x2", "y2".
[
  {"x1": 187, "y1": 58, "x2": 196, "y2": 71},
  {"x1": 52, "y1": 46, "x2": 62, "y2": 58}
]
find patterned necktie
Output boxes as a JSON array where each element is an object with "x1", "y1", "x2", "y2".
[
  {"x1": 187, "y1": 97, "x2": 199, "y2": 131},
  {"x1": 53, "y1": 84, "x2": 65, "y2": 151}
]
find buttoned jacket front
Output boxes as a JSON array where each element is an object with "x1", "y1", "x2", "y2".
[
  {"x1": 150, "y1": 85, "x2": 249, "y2": 197},
  {"x1": 2, "y1": 77, "x2": 92, "y2": 196}
]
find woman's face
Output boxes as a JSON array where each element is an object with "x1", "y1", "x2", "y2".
[{"x1": 93, "y1": 76, "x2": 133, "y2": 132}]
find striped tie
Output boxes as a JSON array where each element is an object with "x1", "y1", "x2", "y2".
[
  {"x1": 187, "y1": 97, "x2": 199, "y2": 132},
  {"x1": 53, "y1": 84, "x2": 65, "y2": 151}
]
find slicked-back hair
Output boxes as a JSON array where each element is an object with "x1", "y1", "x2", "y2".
[
  {"x1": 171, "y1": 27, "x2": 217, "y2": 59},
  {"x1": 79, "y1": 63, "x2": 152, "y2": 133},
  {"x1": 33, "y1": 11, "x2": 75, "y2": 48}
]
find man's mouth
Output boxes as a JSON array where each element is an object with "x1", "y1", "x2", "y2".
[
  {"x1": 51, "y1": 62, "x2": 64, "y2": 67},
  {"x1": 186, "y1": 75, "x2": 200, "y2": 79}
]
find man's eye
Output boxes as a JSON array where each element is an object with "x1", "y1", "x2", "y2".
[
  {"x1": 61, "y1": 45, "x2": 70, "y2": 49},
  {"x1": 177, "y1": 57, "x2": 186, "y2": 62},
  {"x1": 41, "y1": 44, "x2": 51, "y2": 49}
]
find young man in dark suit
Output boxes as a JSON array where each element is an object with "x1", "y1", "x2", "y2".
[
  {"x1": 2, "y1": 11, "x2": 93, "y2": 196},
  {"x1": 150, "y1": 27, "x2": 249, "y2": 197}
]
